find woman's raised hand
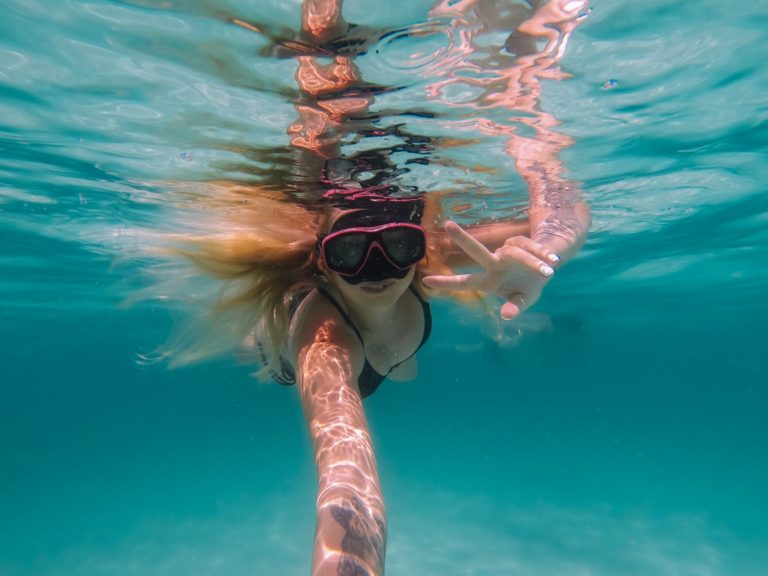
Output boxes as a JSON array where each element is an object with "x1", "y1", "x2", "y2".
[{"x1": 423, "y1": 221, "x2": 561, "y2": 320}]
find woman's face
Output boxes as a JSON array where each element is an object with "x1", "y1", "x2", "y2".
[{"x1": 319, "y1": 203, "x2": 424, "y2": 309}]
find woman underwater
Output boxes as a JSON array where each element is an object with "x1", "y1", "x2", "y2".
[{"x1": 171, "y1": 0, "x2": 590, "y2": 574}]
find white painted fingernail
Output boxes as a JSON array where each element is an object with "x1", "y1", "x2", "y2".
[
  {"x1": 548, "y1": 253, "x2": 560, "y2": 263},
  {"x1": 540, "y1": 264, "x2": 554, "y2": 277}
]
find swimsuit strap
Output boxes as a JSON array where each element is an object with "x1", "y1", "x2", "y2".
[
  {"x1": 409, "y1": 285, "x2": 432, "y2": 350},
  {"x1": 317, "y1": 288, "x2": 366, "y2": 349},
  {"x1": 282, "y1": 286, "x2": 431, "y2": 399},
  {"x1": 317, "y1": 286, "x2": 430, "y2": 375}
]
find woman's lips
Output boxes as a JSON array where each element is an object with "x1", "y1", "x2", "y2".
[{"x1": 359, "y1": 280, "x2": 395, "y2": 293}]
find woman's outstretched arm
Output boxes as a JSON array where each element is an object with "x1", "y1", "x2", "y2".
[
  {"x1": 290, "y1": 4, "x2": 385, "y2": 573},
  {"x1": 293, "y1": 304, "x2": 386, "y2": 576},
  {"x1": 423, "y1": 0, "x2": 591, "y2": 318}
]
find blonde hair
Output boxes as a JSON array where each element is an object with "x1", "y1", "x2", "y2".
[{"x1": 162, "y1": 184, "x2": 459, "y2": 377}]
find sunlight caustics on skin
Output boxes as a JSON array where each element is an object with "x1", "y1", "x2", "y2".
[{"x1": 298, "y1": 319, "x2": 386, "y2": 575}]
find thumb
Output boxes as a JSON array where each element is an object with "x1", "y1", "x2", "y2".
[
  {"x1": 500, "y1": 295, "x2": 526, "y2": 320},
  {"x1": 500, "y1": 290, "x2": 540, "y2": 320}
]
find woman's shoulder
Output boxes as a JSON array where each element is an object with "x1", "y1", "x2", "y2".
[{"x1": 287, "y1": 287, "x2": 365, "y2": 366}]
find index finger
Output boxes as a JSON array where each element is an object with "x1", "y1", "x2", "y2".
[
  {"x1": 422, "y1": 272, "x2": 483, "y2": 291},
  {"x1": 444, "y1": 221, "x2": 497, "y2": 267}
]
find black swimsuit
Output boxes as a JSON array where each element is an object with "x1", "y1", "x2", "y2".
[{"x1": 271, "y1": 286, "x2": 432, "y2": 399}]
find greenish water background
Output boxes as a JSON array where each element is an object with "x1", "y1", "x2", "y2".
[{"x1": 2, "y1": 0, "x2": 766, "y2": 574}]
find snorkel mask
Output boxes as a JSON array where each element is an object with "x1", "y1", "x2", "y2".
[{"x1": 320, "y1": 190, "x2": 426, "y2": 285}]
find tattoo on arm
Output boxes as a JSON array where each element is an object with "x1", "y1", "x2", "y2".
[
  {"x1": 528, "y1": 160, "x2": 582, "y2": 244},
  {"x1": 330, "y1": 496, "x2": 386, "y2": 576}
]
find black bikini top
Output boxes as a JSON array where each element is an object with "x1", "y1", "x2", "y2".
[
  {"x1": 318, "y1": 286, "x2": 432, "y2": 398},
  {"x1": 272, "y1": 285, "x2": 432, "y2": 399}
]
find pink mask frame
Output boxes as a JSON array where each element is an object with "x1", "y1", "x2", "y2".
[{"x1": 320, "y1": 222, "x2": 426, "y2": 277}]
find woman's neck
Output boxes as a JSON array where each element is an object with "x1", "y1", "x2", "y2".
[{"x1": 331, "y1": 286, "x2": 408, "y2": 335}]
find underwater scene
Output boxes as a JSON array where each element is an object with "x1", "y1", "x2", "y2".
[{"x1": 1, "y1": 0, "x2": 766, "y2": 574}]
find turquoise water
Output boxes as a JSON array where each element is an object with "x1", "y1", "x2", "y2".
[{"x1": 2, "y1": 1, "x2": 767, "y2": 574}]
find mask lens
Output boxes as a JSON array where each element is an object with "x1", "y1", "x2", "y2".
[
  {"x1": 325, "y1": 232, "x2": 367, "y2": 273},
  {"x1": 381, "y1": 227, "x2": 425, "y2": 265}
]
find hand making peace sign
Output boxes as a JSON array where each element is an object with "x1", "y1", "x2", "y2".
[{"x1": 423, "y1": 221, "x2": 561, "y2": 320}]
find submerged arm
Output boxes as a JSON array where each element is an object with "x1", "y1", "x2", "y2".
[
  {"x1": 501, "y1": 0, "x2": 591, "y2": 264},
  {"x1": 512, "y1": 124, "x2": 590, "y2": 265},
  {"x1": 293, "y1": 305, "x2": 386, "y2": 576},
  {"x1": 290, "y1": 6, "x2": 385, "y2": 572},
  {"x1": 423, "y1": 0, "x2": 590, "y2": 318}
]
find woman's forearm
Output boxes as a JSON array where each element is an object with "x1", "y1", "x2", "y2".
[
  {"x1": 527, "y1": 172, "x2": 591, "y2": 265},
  {"x1": 530, "y1": 202, "x2": 590, "y2": 264},
  {"x1": 297, "y1": 323, "x2": 386, "y2": 575},
  {"x1": 309, "y1": 411, "x2": 386, "y2": 576},
  {"x1": 312, "y1": 494, "x2": 386, "y2": 576}
]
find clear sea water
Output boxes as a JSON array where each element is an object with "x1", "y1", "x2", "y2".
[{"x1": 1, "y1": 1, "x2": 767, "y2": 575}]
